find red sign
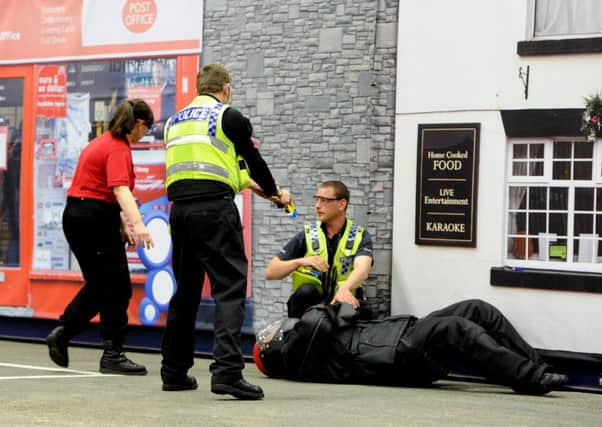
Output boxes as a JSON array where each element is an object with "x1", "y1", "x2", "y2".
[
  {"x1": 35, "y1": 65, "x2": 67, "y2": 118},
  {"x1": 133, "y1": 161, "x2": 166, "y2": 207},
  {"x1": 122, "y1": 0, "x2": 158, "y2": 34},
  {"x1": 0, "y1": 0, "x2": 203, "y2": 65},
  {"x1": 128, "y1": 86, "x2": 163, "y2": 121}
]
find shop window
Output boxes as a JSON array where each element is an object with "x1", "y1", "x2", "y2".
[
  {"x1": 0, "y1": 79, "x2": 23, "y2": 267},
  {"x1": 506, "y1": 139, "x2": 602, "y2": 272},
  {"x1": 33, "y1": 58, "x2": 175, "y2": 272}
]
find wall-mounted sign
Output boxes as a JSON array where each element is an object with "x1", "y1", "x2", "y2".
[
  {"x1": 0, "y1": 0, "x2": 203, "y2": 65},
  {"x1": 415, "y1": 123, "x2": 480, "y2": 247},
  {"x1": 35, "y1": 65, "x2": 67, "y2": 118}
]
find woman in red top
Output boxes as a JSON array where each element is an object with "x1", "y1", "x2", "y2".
[{"x1": 46, "y1": 99, "x2": 155, "y2": 375}]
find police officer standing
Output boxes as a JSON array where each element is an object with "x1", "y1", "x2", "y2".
[{"x1": 160, "y1": 64, "x2": 290, "y2": 399}]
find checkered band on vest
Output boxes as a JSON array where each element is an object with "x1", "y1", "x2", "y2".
[
  {"x1": 208, "y1": 103, "x2": 223, "y2": 137},
  {"x1": 340, "y1": 255, "x2": 352, "y2": 275},
  {"x1": 309, "y1": 223, "x2": 320, "y2": 253},
  {"x1": 345, "y1": 223, "x2": 359, "y2": 251}
]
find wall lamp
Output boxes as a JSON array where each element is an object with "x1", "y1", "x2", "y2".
[{"x1": 519, "y1": 65, "x2": 530, "y2": 100}]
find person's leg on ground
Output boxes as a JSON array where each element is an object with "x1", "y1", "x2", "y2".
[
  {"x1": 424, "y1": 299, "x2": 543, "y2": 363},
  {"x1": 404, "y1": 315, "x2": 567, "y2": 394}
]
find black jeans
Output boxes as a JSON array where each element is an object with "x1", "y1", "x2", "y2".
[
  {"x1": 60, "y1": 198, "x2": 132, "y2": 342},
  {"x1": 161, "y1": 196, "x2": 247, "y2": 383},
  {"x1": 399, "y1": 299, "x2": 545, "y2": 387}
]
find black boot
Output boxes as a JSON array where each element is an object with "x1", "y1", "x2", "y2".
[
  {"x1": 161, "y1": 365, "x2": 198, "y2": 391},
  {"x1": 211, "y1": 377, "x2": 264, "y2": 400},
  {"x1": 46, "y1": 326, "x2": 69, "y2": 367},
  {"x1": 512, "y1": 372, "x2": 569, "y2": 395},
  {"x1": 99, "y1": 340, "x2": 147, "y2": 375}
]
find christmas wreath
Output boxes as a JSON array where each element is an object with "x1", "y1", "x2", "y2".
[{"x1": 581, "y1": 92, "x2": 602, "y2": 142}]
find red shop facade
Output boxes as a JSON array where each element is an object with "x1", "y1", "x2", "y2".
[{"x1": 0, "y1": 0, "x2": 254, "y2": 352}]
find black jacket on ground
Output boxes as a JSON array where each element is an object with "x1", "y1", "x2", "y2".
[
  {"x1": 280, "y1": 303, "x2": 417, "y2": 384},
  {"x1": 268, "y1": 299, "x2": 550, "y2": 390}
]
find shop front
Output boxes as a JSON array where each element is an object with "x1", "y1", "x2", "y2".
[{"x1": 0, "y1": 0, "x2": 254, "y2": 351}]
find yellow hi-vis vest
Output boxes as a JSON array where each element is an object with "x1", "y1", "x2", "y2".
[
  {"x1": 164, "y1": 95, "x2": 249, "y2": 192},
  {"x1": 291, "y1": 220, "x2": 364, "y2": 296}
]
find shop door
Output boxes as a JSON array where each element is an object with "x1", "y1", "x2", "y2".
[{"x1": 0, "y1": 66, "x2": 34, "y2": 308}]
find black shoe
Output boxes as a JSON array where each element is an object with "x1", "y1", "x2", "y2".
[
  {"x1": 99, "y1": 352, "x2": 147, "y2": 375},
  {"x1": 46, "y1": 326, "x2": 69, "y2": 367},
  {"x1": 539, "y1": 373, "x2": 569, "y2": 394},
  {"x1": 513, "y1": 373, "x2": 569, "y2": 395},
  {"x1": 162, "y1": 375, "x2": 198, "y2": 391},
  {"x1": 211, "y1": 378, "x2": 264, "y2": 400}
]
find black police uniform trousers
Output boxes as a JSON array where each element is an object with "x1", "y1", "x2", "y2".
[
  {"x1": 161, "y1": 196, "x2": 247, "y2": 383},
  {"x1": 399, "y1": 299, "x2": 546, "y2": 387},
  {"x1": 59, "y1": 198, "x2": 132, "y2": 342}
]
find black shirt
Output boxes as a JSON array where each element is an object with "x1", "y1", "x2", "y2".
[{"x1": 167, "y1": 95, "x2": 278, "y2": 201}]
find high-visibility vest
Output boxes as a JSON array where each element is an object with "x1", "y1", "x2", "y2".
[
  {"x1": 291, "y1": 220, "x2": 364, "y2": 296},
  {"x1": 164, "y1": 95, "x2": 249, "y2": 192}
]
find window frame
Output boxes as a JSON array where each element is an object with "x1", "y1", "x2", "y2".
[
  {"x1": 505, "y1": 138, "x2": 602, "y2": 273},
  {"x1": 527, "y1": 0, "x2": 602, "y2": 40},
  {"x1": 518, "y1": 0, "x2": 602, "y2": 56}
]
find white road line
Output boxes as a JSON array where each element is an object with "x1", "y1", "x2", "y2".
[
  {"x1": 0, "y1": 374, "x2": 114, "y2": 380},
  {"x1": 0, "y1": 362, "x2": 117, "y2": 377},
  {"x1": 0, "y1": 362, "x2": 97, "y2": 374}
]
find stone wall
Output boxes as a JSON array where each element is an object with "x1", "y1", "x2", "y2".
[{"x1": 202, "y1": 0, "x2": 399, "y2": 327}]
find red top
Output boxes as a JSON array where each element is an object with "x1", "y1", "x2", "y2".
[{"x1": 67, "y1": 131, "x2": 135, "y2": 204}]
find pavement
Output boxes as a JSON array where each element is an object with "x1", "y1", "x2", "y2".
[{"x1": 1, "y1": 339, "x2": 602, "y2": 427}]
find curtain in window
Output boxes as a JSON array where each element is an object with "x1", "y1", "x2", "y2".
[
  {"x1": 535, "y1": 0, "x2": 602, "y2": 37},
  {"x1": 508, "y1": 187, "x2": 527, "y2": 234}
]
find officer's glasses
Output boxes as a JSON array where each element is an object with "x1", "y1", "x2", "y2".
[{"x1": 314, "y1": 196, "x2": 340, "y2": 203}]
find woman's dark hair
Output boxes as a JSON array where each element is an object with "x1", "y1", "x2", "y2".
[{"x1": 109, "y1": 99, "x2": 154, "y2": 139}]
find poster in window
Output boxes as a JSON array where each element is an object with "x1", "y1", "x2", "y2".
[
  {"x1": 415, "y1": 123, "x2": 480, "y2": 247},
  {"x1": 35, "y1": 65, "x2": 67, "y2": 118},
  {"x1": 0, "y1": 126, "x2": 8, "y2": 170}
]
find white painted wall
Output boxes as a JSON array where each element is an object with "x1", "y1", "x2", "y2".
[{"x1": 393, "y1": 0, "x2": 602, "y2": 353}]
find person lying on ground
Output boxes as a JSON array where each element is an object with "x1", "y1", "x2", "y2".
[{"x1": 253, "y1": 299, "x2": 569, "y2": 395}]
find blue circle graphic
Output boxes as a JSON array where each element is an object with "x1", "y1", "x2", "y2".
[
  {"x1": 137, "y1": 211, "x2": 172, "y2": 269},
  {"x1": 138, "y1": 296, "x2": 160, "y2": 326},
  {"x1": 144, "y1": 266, "x2": 177, "y2": 311}
]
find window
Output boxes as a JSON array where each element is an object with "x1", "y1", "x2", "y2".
[
  {"x1": 33, "y1": 58, "x2": 175, "y2": 272},
  {"x1": 506, "y1": 139, "x2": 602, "y2": 272},
  {"x1": 0, "y1": 79, "x2": 23, "y2": 267},
  {"x1": 533, "y1": 0, "x2": 602, "y2": 39},
  {"x1": 518, "y1": 1, "x2": 602, "y2": 56}
]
